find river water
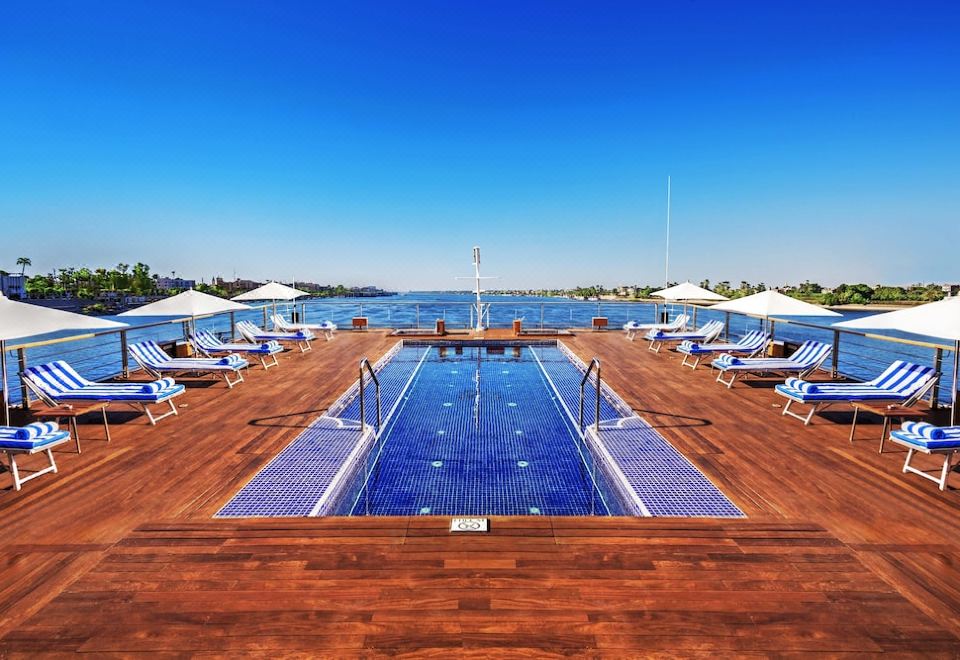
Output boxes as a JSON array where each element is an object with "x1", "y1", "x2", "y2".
[{"x1": 2, "y1": 293, "x2": 955, "y2": 406}]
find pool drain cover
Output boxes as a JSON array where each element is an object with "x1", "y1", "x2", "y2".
[{"x1": 450, "y1": 517, "x2": 489, "y2": 533}]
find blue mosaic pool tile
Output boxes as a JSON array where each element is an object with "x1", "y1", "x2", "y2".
[
  {"x1": 595, "y1": 417, "x2": 744, "y2": 518},
  {"x1": 216, "y1": 419, "x2": 365, "y2": 517}
]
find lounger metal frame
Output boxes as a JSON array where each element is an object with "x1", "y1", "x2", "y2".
[
  {"x1": 21, "y1": 376, "x2": 180, "y2": 426},
  {"x1": 191, "y1": 332, "x2": 281, "y2": 370},
  {"x1": 3, "y1": 435, "x2": 71, "y2": 491},
  {"x1": 272, "y1": 314, "x2": 336, "y2": 341},
  {"x1": 624, "y1": 314, "x2": 689, "y2": 342},
  {"x1": 130, "y1": 346, "x2": 246, "y2": 389},
  {"x1": 779, "y1": 375, "x2": 938, "y2": 426},
  {"x1": 889, "y1": 436, "x2": 958, "y2": 491},
  {"x1": 713, "y1": 351, "x2": 831, "y2": 389},
  {"x1": 647, "y1": 322, "x2": 723, "y2": 354},
  {"x1": 679, "y1": 332, "x2": 768, "y2": 370},
  {"x1": 237, "y1": 321, "x2": 313, "y2": 353}
]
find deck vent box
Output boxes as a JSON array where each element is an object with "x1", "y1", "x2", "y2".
[{"x1": 450, "y1": 518, "x2": 489, "y2": 533}]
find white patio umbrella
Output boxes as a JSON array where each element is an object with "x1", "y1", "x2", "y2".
[
  {"x1": 0, "y1": 293, "x2": 127, "y2": 425},
  {"x1": 651, "y1": 282, "x2": 727, "y2": 325},
  {"x1": 118, "y1": 289, "x2": 252, "y2": 318},
  {"x1": 231, "y1": 281, "x2": 310, "y2": 302},
  {"x1": 232, "y1": 281, "x2": 310, "y2": 322},
  {"x1": 651, "y1": 282, "x2": 728, "y2": 302},
  {"x1": 710, "y1": 290, "x2": 841, "y2": 342},
  {"x1": 834, "y1": 296, "x2": 960, "y2": 424},
  {"x1": 710, "y1": 290, "x2": 842, "y2": 320},
  {"x1": 118, "y1": 289, "x2": 252, "y2": 340}
]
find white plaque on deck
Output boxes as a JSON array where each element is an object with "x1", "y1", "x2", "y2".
[{"x1": 450, "y1": 517, "x2": 489, "y2": 533}]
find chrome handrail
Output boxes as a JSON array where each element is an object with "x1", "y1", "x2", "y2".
[
  {"x1": 358, "y1": 357, "x2": 382, "y2": 434},
  {"x1": 579, "y1": 357, "x2": 601, "y2": 435}
]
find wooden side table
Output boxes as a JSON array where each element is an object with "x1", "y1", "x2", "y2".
[
  {"x1": 592, "y1": 317, "x2": 608, "y2": 331},
  {"x1": 352, "y1": 317, "x2": 368, "y2": 331},
  {"x1": 31, "y1": 403, "x2": 112, "y2": 454},
  {"x1": 848, "y1": 402, "x2": 928, "y2": 453}
]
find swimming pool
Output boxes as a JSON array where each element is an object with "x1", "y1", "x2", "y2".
[{"x1": 217, "y1": 340, "x2": 743, "y2": 518}]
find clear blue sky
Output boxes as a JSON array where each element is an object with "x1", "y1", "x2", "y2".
[{"x1": 1, "y1": 1, "x2": 957, "y2": 290}]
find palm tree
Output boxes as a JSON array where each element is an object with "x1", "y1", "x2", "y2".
[{"x1": 16, "y1": 257, "x2": 31, "y2": 277}]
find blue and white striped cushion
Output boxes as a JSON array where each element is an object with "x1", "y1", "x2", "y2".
[
  {"x1": 891, "y1": 424, "x2": 960, "y2": 449},
  {"x1": 192, "y1": 331, "x2": 281, "y2": 355},
  {"x1": 132, "y1": 340, "x2": 247, "y2": 371},
  {"x1": 0, "y1": 424, "x2": 71, "y2": 450},
  {"x1": 711, "y1": 341, "x2": 832, "y2": 372},
  {"x1": 239, "y1": 320, "x2": 313, "y2": 341},
  {"x1": 23, "y1": 361, "x2": 185, "y2": 402},
  {"x1": 679, "y1": 330, "x2": 768, "y2": 355},
  {"x1": 775, "y1": 361, "x2": 935, "y2": 402},
  {"x1": 647, "y1": 320, "x2": 723, "y2": 342}
]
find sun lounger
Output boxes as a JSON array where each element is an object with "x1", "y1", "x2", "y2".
[
  {"x1": 21, "y1": 361, "x2": 185, "y2": 425},
  {"x1": 889, "y1": 422, "x2": 960, "y2": 491},
  {"x1": 190, "y1": 330, "x2": 283, "y2": 370},
  {"x1": 237, "y1": 320, "x2": 314, "y2": 353},
  {"x1": 129, "y1": 340, "x2": 248, "y2": 388},
  {"x1": 271, "y1": 313, "x2": 336, "y2": 341},
  {"x1": 774, "y1": 360, "x2": 938, "y2": 426},
  {"x1": 623, "y1": 314, "x2": 689, "y2": 341},
  {"x1": 675, "y1": 330, "x2": 769, "y2": 369},
  {"x1": 711, "y1": 340, "x2": 833, "y2": 388},
  {"x1": 645, "y1": 320, "x2": 724, "y2": 353},
  {"x1": 0, "y1": 422, "x2": 72, "y2": 490}
]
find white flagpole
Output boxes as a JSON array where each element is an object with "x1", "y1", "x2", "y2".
[
  {"x1": 473, "y1": 246, "x2": 483, "y2": 332},
  {"x1": 665, "y1": 175, "x2": 671, "y2": 288},
  {"x1": 952, "y1": 339, "x2": 958, "y2": 426}
]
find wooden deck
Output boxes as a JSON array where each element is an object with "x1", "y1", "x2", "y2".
[{"x1": 2, "y1": 329, "x2": 959, "y2": 656}]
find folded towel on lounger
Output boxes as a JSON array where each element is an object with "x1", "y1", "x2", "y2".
[
  {"x1": 901, "y1": 421, "x2": 945, "y2": 440},
  {"x1": 12, "y1": 422, "x2": 59, "y2": 440},
  {"x1": 140, "y1": 377, "x2": 175, "y2": 394},
  {"x1": 785, "y1": 377, "x2": 819, "y2": 393}
]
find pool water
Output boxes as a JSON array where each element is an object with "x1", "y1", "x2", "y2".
[{"x1": 336, "y1": 345, "x2": 621, "y2": 516}]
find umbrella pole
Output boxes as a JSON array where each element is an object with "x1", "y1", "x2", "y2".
[
  {"x1": 952, "y1": 339, "x2": 958, "y2": 426},
  {"x1": 1, "y1": 339, "x2": 9, "y2": 426}
]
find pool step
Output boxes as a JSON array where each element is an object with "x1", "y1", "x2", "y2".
[
  {"x1": 216, "y1": 417, "x2": 372, "y2": 518},
  {"x1": 587, "y1": 416, "x2": 745, "y2": 518}
]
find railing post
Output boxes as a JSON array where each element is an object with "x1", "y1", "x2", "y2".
[
  {"x1": 17, "y1": 348, "x2": 29, "y2": 411},
  {"x1": 540, "y1": 303, "x2": 545, "y2": 330},
  {"x1": 120, "y1": 329, "x2": 129, "y2": 378},
  {"x1": 359, "y1": 357, "x2": 382, "y2": 435},
  {"x1": 831, "y1": 330, "x2": 841, "y2": 379},
  {"x1": 594, "y1": 361, "x2": 601, "y2": 435},
  {"x1": 416, "y1": 303, "x2": 420, "y2": 329},
  {"x1": 359, "y1": 364, "x2": 366, "y2": 435},
  {"x1": 931, "y1": 348, "x2": 943, "y2": 409},
  {"x1": 579, "y1": 358, "x2": 601, "y2": 433}
]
